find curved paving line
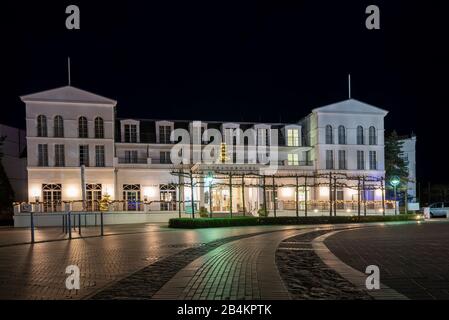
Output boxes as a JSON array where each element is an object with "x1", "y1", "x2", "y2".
[
  {"x1": 312, "y1": 229, "x2": 408, "y2": 300},
  {"x1": 152, "y1": 228, "x2": 312, "y2": 300},
  {"x1": 87, "y1": 228, "x2": 301, "y2": 300}
]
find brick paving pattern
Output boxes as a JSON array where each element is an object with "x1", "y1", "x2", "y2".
[
  {"x1": 0, "y1": 224, "x2": 297, "y2": 299},
  {"x1": 152, "y1": 229, "x2": 307, "y2": 300}
]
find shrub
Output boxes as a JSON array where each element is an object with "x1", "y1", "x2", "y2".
[
  {"x1": 199, "y1": 206, "x2": 209, "y2": 218},
  {"x1": 168, "y1": 214, "x2": 424, "y2": 229},
  {"x1": 258, "y1": 207, "x2": 268, "y2": 217}
]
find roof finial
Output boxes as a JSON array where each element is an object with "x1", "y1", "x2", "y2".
[
  {"x1": 348, "y1": 73, "x2": 351, "y2": 99},
  {"x1": 68, "y1": 57, "x2": 71, "y2": 86}
]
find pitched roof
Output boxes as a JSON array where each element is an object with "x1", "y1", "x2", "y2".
[
  {"x1": 20, "y1": 86, "x2": 116, "y2": 105},
  {"x1": 312, "y1": 99, "x2": 388, "y2": 116}
]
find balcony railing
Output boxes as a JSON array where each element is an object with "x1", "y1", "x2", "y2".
[{"x1": 117, "y1": 157, "x2": 148, "y2": 164}]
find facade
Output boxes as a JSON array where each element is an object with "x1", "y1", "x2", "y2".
[
  {"x1": 20, "y1": 85, "x2": 392, "y2": 215},
  {"x1": 399, "y1": 135, "x2": 417, "y2": 202},
  {"x1": 0, "y1": 124, "x2": 27, "y2": 201}
]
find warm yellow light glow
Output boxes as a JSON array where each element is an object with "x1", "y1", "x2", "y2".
[
  {"x1": 319, "y1": 187, "x2": 329, "y2": 197},
  {"x1": 313, "y1": 209, "x2": 318, "y2": 213},
  {"x1": 66, "y1": 185, "x2": 79, "y2": 198},
  {"x1": 30, "y1": 186, "x2": 41, "y2": 198},
  {"x1": 378, "y1": 208, "x2": 384, "y2": 213},
  {"x1": 143, "y1": 186, "x2": 157, "y2": 198},
  {"x1": 346, "y1": 208, "x2": 351, "y2": 213},
  {"x1": 280, "y1": 187, "x2": 294, "y2": 198}
]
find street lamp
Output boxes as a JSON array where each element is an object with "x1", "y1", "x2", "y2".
[{"x1": 390, "y1": 176, "x2": 400, "y2": 215}]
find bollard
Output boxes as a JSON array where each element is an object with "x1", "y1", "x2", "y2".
[
  {"x1": 100, "y1": 211, "x2": 104, "y2": 236},
  {"x1": 30, "y1": 212, "x2": 35, "y2": 244},
  {"x1": 78, "y1": 213, "x2": 82, "y2": 236},
  {"x1": 67, "y1": 211, "x2": 72, "y2": 239}
]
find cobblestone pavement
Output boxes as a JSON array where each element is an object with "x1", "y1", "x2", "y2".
[
  {"x1": 276, "y1": 229, "x2": 373, "y2": 300},
  {"x1": 152, "y1": 228, "x2": 307, "y2": 300},
  {"x1": 325, "y1": 221, "x2": 449, "y2": 299},
  {"x1": 0, "y1": 224, "x2": 298, "y2": 299}
]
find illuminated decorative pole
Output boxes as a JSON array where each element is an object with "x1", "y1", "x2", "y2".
[
  {"x1": 178, "y1": 171, "x2": 182, "y2": 218},
  {"x1": 241, "y1": 174, "x2": 245, "y2": 216},
  {"x1": 357, "y1": 177, "x2": 361, "y2": 217},
  {"x1": 390, "y1": 176, "x2": 401, "y2": 215},
  {"x1": 189, "y1": 170, "x2": 195, "y2": 219},
  {"x1": 304, "y1": 175, "x2": 308, "y2": 217},
  {"x1": 329, "y1": 172, "x2": 333, "y2": 216},
  {"x1": 263, "y1": 175, "x2": 267, "y2": 214},
  {"x1": 229, "y1": 173, "x2": 233, "y2": 218},
  {"x1": 381, "y1": 177, "x2": 385, "y2": 216},
  {"x1": 80, "y1": 165, "x2": 86, "y2": 211},
  {"x1": 333, "y1": 176, "x2": 337, "y2": 216},
  {"x1": 295, "y1": 175, "x2": 299, "y2": 218},
  {"x1": 272, "y1": 175, "x2": 277, "y2": 218},
  {"x1": 363, "y1": 176, "x2": 367, "y2": 216}
]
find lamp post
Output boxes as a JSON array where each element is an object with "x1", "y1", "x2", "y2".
[{"x1": 390, "y1": 176, "x2": 400, "y2": 215}]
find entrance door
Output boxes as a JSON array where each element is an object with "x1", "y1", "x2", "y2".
[
  {"x1": 42, "y1": 184, "x2": 62, "y2": 212},
  {"x1": 123, "y1": 184, "x2": 141, "y2": 211},
  {"x1": 86, "y1": 184, "x2": 102, "y2": 211}
]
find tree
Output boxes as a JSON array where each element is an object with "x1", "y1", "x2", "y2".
[
  {"x1": 385, "y1": 130, "x2": 410, "y2": 210},
  {"x1": 385, "y1": 131, "x2": 409, "y2": 185},
  {"x1": 0, "y1": 136, "x2": 15, "y2": 215}
]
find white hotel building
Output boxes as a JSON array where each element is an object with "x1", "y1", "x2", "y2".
[{"x1": 20, "y1": 85, "x2": 391, "y2": 216}]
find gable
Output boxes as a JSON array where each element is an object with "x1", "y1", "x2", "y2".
[
  {"x1": 20, "y1": 86, "x2": 116, "y2": 105},
  {"x1": 312, "y1": 99, "x2": 388, "y2": 116}
]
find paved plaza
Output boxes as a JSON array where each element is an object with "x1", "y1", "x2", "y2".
[{"x1": 0, "y1": 220, "x2": 448, "y2": 300}]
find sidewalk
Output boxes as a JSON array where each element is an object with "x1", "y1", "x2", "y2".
[{"x1": 152, "y1": 229, "x2": 309, "y2": 300}]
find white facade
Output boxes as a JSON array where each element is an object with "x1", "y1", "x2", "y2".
[{"x1": 20, "y1": 86, "x2": 391, "y2": 214}]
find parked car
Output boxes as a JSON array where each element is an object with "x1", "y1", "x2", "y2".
[{"x1": 429, "y1": 202, "x2": 449, "y2": 217}]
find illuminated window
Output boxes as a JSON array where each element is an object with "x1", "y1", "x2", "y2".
[
  {"x1": 287, "y1": 129, "x2": 299, "y2": 146},
  {"x1": 288, "y1": 153, "x2": 299, "y2": 165}
]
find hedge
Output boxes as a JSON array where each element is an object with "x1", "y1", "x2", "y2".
[{"x1": 168, "y1": 214, "x2": 424, "y2": 229}]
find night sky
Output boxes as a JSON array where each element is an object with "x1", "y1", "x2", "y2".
[{"x1": 1, "y1": 1, "x2": 448, "y2": 183}]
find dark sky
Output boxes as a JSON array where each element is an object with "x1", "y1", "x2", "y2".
[{"x1": 1, "y1": 1, "x2": 448, "y2": 183}]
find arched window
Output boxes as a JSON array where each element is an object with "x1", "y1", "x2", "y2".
[
  {"x1": 325, "y1": 125, "x2": 333, "y2": 144},
  {"x1": 37, "y1": 115, "x2": 47, "y2": 137},
  {"x1": 369, "y1": 126, "x2": 377, "y2": 145},
  {"x1": 78, "y1": 116, "x2": 88, "y2": 138},
  {"x1": 53, "y1": 115, "x2": 64, "y2": 137},
  {"x1": 356, "y1": 126, "x2": 364, "y2": 145},
  {"x1": 338, "y1": 125, "x2": 346, "y2": 144},
  {"x1": 94, "y1": 117, "x2": 104, "y2": 138}
]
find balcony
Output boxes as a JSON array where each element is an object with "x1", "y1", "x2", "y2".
[{"x1": 117, "y1": 157, "x2": 148, "y2": 164}]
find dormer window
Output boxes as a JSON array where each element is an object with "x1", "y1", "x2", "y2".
[
  {"x1": 287, "y1": 128, "x2": 299, "y2": 146},
  {"x1": 121, "y1": 120, "x2": 140, "y2": 143},
  {"x1": 124, "y1": 124, "x2": 137, "y2": 143},
  {"x1": 156, "y1": 121, "x2": 174, "y2": 144},
  {"x1": 159, "y1": 125, "x2": 172, "y2": 144}
]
